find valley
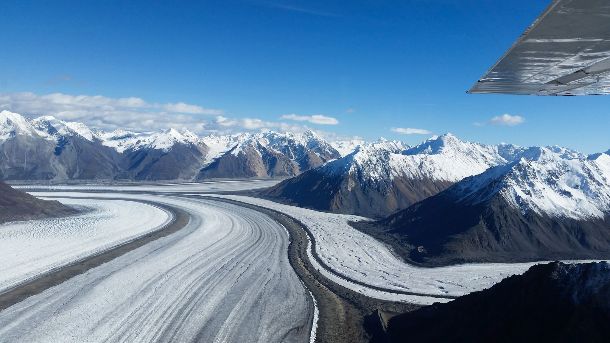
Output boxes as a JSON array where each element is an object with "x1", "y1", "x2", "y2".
[
  {"x1": 2, "y1": 179, "x2": 607, "y2": 342},
  {"x1": 3, "y1": 1, "x2": 610, "y2": 341},
  {"x1": 0, "y1": 111, "x2": 609, "y2": 342}
]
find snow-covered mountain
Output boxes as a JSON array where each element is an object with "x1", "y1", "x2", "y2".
[
  {"x1": 0, "y1": 111, "x2": 121, "y2": 180},
  {"x1": 263, "y1": 134, "x2": 520, "y2": 217},
  {"x1": 0, "y1": 111, "x2": 341, "y2": 180},
  {"x1": 197, "y1": 130, "x2": 341, "y2": 179},
  {"x1": 99, "y1": 128, "x2": 200, "y2": 153},
  {"x1": 330, "y1": 138, "x2": 366, "y2": 157},
  {"x1": 381, "y1": 147, "x2": 610, "y2": 264},
  {"x1": 32, "y1": 116, "x2": 97, "y2": 142},
  {"x1": 453, "y1": 147, "x2": 610, "y2": 220}
]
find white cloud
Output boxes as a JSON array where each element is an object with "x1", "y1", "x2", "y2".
[
  {"x1": 215, "y1": 115, "x2": 309, "y2": 132},
  {"x1": 163, "y1": 102, "x2": 222, "y2": 115},
  {"x1": 391, "y1": 127, "x2": 432, "y2": 135},
  {"x1": 0, "y1": 91, "x2": 344, "y2": 137},
  {"x1": 216, "y1": 116, "x2": 274, "y2": 130},
  {"x1": 0, "y1": 92, "x2": 223, "y2": 133},
  {"x1": 280, "y1": 113, "x2": 339, "y2": 125},
  {"x1": 489, "y1": 114, "x2": 525, "y2": 126}
]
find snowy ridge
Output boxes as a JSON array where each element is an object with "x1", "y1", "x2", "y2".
[
  {"x1": 100, "y1": 128, "x2": 201, "y2": 152},
  {"x1": 0, "y1": 112, "x2": 344, "y2": 179},
  {"x1": 200, "y1": 133, "x2": 244, "y2": 165},
  {"x1": 0, "y1": 111, "x2": 344, "y2": 161},
  {"x1": 321, "y1": 133, "x2": 515, "y2": 186},
  {"x1": 200, "y1": 130, "x2": 341, "y2": 171},
  {"x1": 453, "y1": 147, "x2": 610, "y2": 220},
  {"x1": 32, "y1": 116, "x2": 97, "y2": 142},
  {"x1": 0, "y1": 110, "x2": 50, "y2": 140},
  {"x1": 330, "y1": 139, "x2": 366, "y2": 157},
  {"x1": 396, "y1": 133, "x2": 521, "y2": 181},
  {"x1": 228, "y1": 130, "x2": 338, "y2": 158}
]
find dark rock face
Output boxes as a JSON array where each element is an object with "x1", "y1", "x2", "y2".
[
  {"x1": 121, "y1": 143, "x2": 208, "y2": 181},
  {"x1": 379, "y1": 191, "x2": 610, "y2": 265},
  {"x1": 0, "y1": 182, "x2": 76, "y2": 223},
  {"x1": 0, "y1": 134, "x2": 59, "y2": 180},
  {"x1": 0, "y1": 134, "x2": 121, "y2": 180},
  {"x1": 376, "y1": 153, "x2": 610, "y2": 265},
  {"x1": 51, "y1": 136, "x2": 122, "y2": 180},
  {"x1": 385, "y1": 262, "x2": 610, "y2": 343},
  {"x1": 197, "y1": 143, "x2": 300, "y2": 179},
  {"x1": 262, "y1": 168, "x2": 453, "y2": 218}
]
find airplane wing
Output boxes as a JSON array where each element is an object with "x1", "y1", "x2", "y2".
[{"x1": 469, "y1": 0, "x2": 610, "y2": 96}]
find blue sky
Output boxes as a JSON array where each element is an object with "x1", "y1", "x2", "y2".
[{"x1": 0, "y1": 0, "x2": 608, "y2": 153}]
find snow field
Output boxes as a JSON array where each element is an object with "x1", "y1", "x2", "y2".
[
  {"x1": 0, "y1": 194, "x2": 314, "y2": 343},
  {"x1": 0, "y1": 197, "x2": 170, "y2": 292},
  {"x1": 209, "y1": 195, "x2": 565, "y2": 304}
]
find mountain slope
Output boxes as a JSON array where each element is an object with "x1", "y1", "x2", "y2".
[
  {"x1": 0, "y1": 112, "x2": 122, "y2": 180},
  {"x1": 0, "y1": 182, "x2": 76, "y2": 223},
  {"x1": 104, "y1": 128, "x2": 209, "y2": 180},
  {"x1": 385, "y1": 262, "x2": 610, "y2": 343},
  {"x1": 262, "y1": 134, "x2": 519, "y2": 218},
  {"x1": 379, "y1": 147, "x2": 610, "y2": 265}
]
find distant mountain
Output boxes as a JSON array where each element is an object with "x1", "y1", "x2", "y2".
[
  {"x1": 330, "y1": 139, "x2": 366, "y2": 157},
  {"x1": 385, "y1": 262, "x2": 610, "y2": 343},
  {"x1": 99, "y1": 128, "x2": 210, "y2": 180},
  {"x1": 0, "y1": 111, "x2": 340, "y2": 181},
  {"x1": 262, "y1": 134, "x2": 520, "y2": 218},
  {"x1": 0, "y1": 181, "x2": 76, "y2": 223},
  {"x1": 380, "y1": 147, "x2": 610, "y2": 265},
  {"x1": 197, "y1": 131, "x2": 340, "y2": 179}
]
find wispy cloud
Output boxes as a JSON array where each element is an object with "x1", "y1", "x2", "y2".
[
  {"x1": 280, "y1": 113, "x2": 339, "y2": 125},
  {"x1": 0, "y1": 91, "x2": 345, "y2": 137},
  {"x1": 254, "y1": 1, "x2": 339, "y2": 17},
  {"x1": 214, "y1": 115, "x2": 322, "y2": 134},
  {"x1": 0, "y1": 92, "x2": 223, "y2": 133},
  {"x1": 391, "y1": 127, "x2": 432, "y2": 135},
  {"x1": 163, "y1": 102, "x2": 221, "y2": 115}
]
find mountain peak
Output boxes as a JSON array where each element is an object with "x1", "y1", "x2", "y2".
[
  {"x1": 405, "y1": 132, "x2": 464, "y2": 155},
  {"x1": 452, "y1": 146, "x2": 610, "y2": 220},
  {"x1": 300, "y1": 129, "x2": 319, "y2": 139},
  {"x1": 438, "y1": 132, "x2": 457, "y2": 140},
  {"x1": 31, "y1": 115, "x2": 96, "y2": 141},
  {"x1": 35, "y1": 115, "x2": 58, "y2": 122},
  {"x1": 0, "y1": 110, "x2": 26, "y2": 121},
  {"x1": 0, "y1": 110, "x2": 43, "y2": 139}
]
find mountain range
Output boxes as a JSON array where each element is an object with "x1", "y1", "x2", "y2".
[
  {"x1": 377, "y1": 146, "x2": 610, "y2": 264},
  {"x1": 262, "y1": 133, "x2": 526, "y2": 217},
  {"x1": 2, "y1": 109, "x2": 610, "y2": 265},
  {"x1": 0, "y1": 110, "x2": 341, "y2": 181},
  {"x1": 261, "y1": 133, "x2": 610, "y2": 264}
]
